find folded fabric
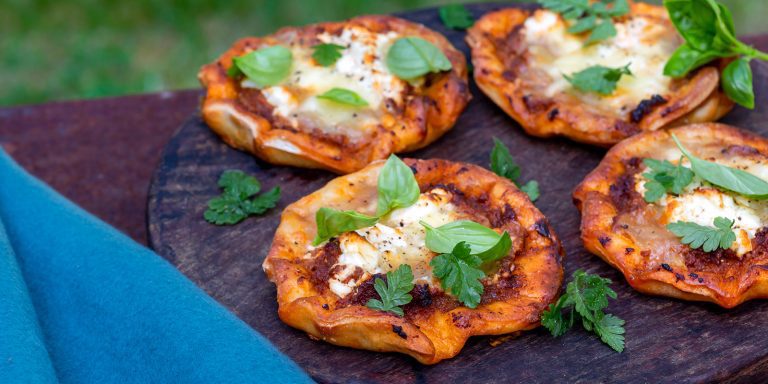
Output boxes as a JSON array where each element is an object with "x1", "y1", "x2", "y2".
[{"x1": 0, "y1": 149, "x2": 313, "y2": 383}]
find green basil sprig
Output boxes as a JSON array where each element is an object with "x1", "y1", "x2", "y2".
[
  {"x1": 672, "y1": 134, "x2": 768, "y2": 199},
  {"x1": 663, "y1": 0, "x2": 768, "y2": 109},
  {"x1": 232, "y1": 45, "x2": 293, "y2": 88},
  {"x1": 313, "y1": 207, "x2": 378, "y2": 246},
  {"x1": 376, "y1": 155, "x2": 420, "y2": 216},
  {"x1": 420, "y1": 220, "x2": 512, "y2": 262},
  {"x1": 385, "y1": 37, "x2": 452, "y2": 81},
  {"x1": 317, "y1": 88, "x2": 369, "y2": 107}
]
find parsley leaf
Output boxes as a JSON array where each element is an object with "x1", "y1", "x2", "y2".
[
  {"x1": 312, "y1": 43, "x2": 345, "y2": 67},
  {"x1": 490, "y1": 138, "x2": 540, "y2": 202},
  {"x1": 642, "y1": 157, "x2": 694, "y2": 203},
  {"x1": 430, "y1": 242, "x2": 485, "y2": 308},
  {"x1": 204, "y1": 170, "x2": 280, "y2": 225},
  {"x1": 539, "y1": 0, "x2": 630, "y2": 44},
  {"x1": 667, "y1": 216, "x2": 736, "y2": 252},
  {"x1": 439, "y1": 4, "x2": 474, "y2": 30},
  {"x1": 366, "y1": 264, "x2": 415, "y2": 316},
  {"x1": 564, "y1": 64, "x2": 632, "y2": 95},
  {"x1": 541, "y1": 270, "x2": 625, "y2": 352},
  {"x1": 317, "y1": 88, "x2": 369, "y2": 107}
]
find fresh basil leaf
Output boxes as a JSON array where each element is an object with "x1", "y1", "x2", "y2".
[
  {"x1": 233, "y1": 45, "x2": 293, "y2": 88},
  {"x1": 584, "y1": 20, "x2": 616, "y2": 45},
  {"x1": 439, "y1": 4, "x2": 474, "y2": 30},
  {"x1": 421, "y1": 220, "x2": 511, "y2": 262},
  {"x1": 663, "y1": 43, "x2": 722, "y2": 77},
  {"x1": 317, "y1": 87, "x2": 369, "y2": 107},
  {"x1": 429, "y1": 241, "x2": 485, "y2": 308},
  {"x1": 664, "y1": 0, "x2": 718, "y2": 51},
  {"x1": 385, "y1": 37, "x2": 452, "y2": 81},
  {"x1": 226, "y1": 64, "x2": 243, "y2": 78},
  {"x1": 313, "y1": 207, "x2": 378, "y2": 246},
  {"x1": 312, "y1": 43, "x2": 345, "y2": 67},
  {"x1": 722, "y1": 57, "x2": 755, "y2": 109},
  {"x1": 672, "y1": 134, "x2": 768, "y2": 198},
  {"x1": 565, "y1": 64, "x2": 631, "y2": 95},
  {"x1": 376, "y1": 155, "x2": 420, "y2": 217}
]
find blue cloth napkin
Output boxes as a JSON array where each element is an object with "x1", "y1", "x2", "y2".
[{"x1": 0, "y1": 149, "x2": 313, "y2": 384}]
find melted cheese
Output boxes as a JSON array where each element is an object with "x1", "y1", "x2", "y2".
[
  {"x1": 637, "y1": 156, "x2": 768, "y2": 256},
  {"x1": 327, "y1": 188, "x2": 461, "y2": 298},
  {"x1": 523, "y1": 10, "x2": 678, "y2": 116},
  {"x1": 243, "y1": 26, "x2": 408, "y2": 140}
]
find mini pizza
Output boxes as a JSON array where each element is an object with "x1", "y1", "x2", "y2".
[
  {"x1": 263, "y1": 156, "x2": 563, "y2": 363},
  {"x1": 199, "y1": 16, "x2": 470, "y2": 174},
  {"x1": 466, "y1": 1, "x2": 733, "y2": 146},
  {"x1": 574, "y1": 123, "x2": 768, "y2": 308}
]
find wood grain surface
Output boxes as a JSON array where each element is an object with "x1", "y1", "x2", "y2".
[{"x1": 147, "y1": 4, "x2": 768, "y2": 383}]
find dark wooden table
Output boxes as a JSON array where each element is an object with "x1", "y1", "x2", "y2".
[{"x1": 3, "y1": 5, "x2": 768, "y2": 383}]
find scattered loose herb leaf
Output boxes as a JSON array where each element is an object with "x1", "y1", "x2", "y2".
[
  {"x1": 490, "y1": 138, "x2": 540, "y2": 201},
  {"x1": 439, "y1": 4, "x2": 474, "y2": 30},
  {"x1": 420, "y1": 220, "x2": 512, "y2": 263},
  {"x1": 312, "y1": 43, "x2": 345, "y2": 67},
  {"x1": 317, "y1": 87, "x2": 369, "y2": 106},
  {"x1": 642, "y1": 157, "x2": 694, "y2": 203},
  {"x1": 541, "y1": 270, "x2": 625, "y2": 352},
  {"x1": 386, "y1": 37, "x2": 452, "y2": 81},
  {"x1": 376, "y1": 155, "x2": 420, "y2": 217},
  {"x1": 672, "y1": 134, "x2": 768, "y2": 198},
  {"x1": 663, "y1": 0, "x2": 768, "y2": 108},
  {"x1": 232, "y1": 45, "x2": 293, "y2": 88},
  {"x1": 564, "y1": 64, "x2": 632, "y2": 95},
  {"x1": 313, "y1": 207, "x2": 378, "y2": 246},
  {"x1": 667, "y1": 216, "x2": 736, "y2": 252},
  {"x1": 430, "y1": 242, "x2": 485, "y2": 308},
  {"x1": 204, "y1": 170, "x2": 280, "y2": 225},
  {"x1": 538, "y1": 0, "x2": 630, "y2": 44},
  {"x1": 366, "y1": 264, "x2": 415, "y2": 316}
]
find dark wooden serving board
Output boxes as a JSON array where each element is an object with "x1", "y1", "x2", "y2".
[{"x1": 147, "y1": 4, "x2": 768, "y2": 383}]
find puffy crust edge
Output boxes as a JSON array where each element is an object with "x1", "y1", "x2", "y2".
[
  {"x1": 199, "y1": 15, "x2": 470, "y2": 174},
  {"x1": 263, "y1": 158, "x2": 564, "y2": 363},
  {"x1": 465, "y1": 5, "x2": 734, "y2": 147},
  {"x1": 573, "y1": 123, "x2": 768, "y2": 308}
]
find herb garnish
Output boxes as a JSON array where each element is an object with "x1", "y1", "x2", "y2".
[
  {"x1": 541, "y1": 270, "x2": 626, "y2": 352},
  {"x1": 312, "y1": 207, "x2": 378, "y2": 246},
  {"x1": 366, "y1": 264, "x2": 415, "y2": 316},
  {"x1": 490, "y1": 138, "x2": 540, "y2": 201},
  {"x1": 672, "y1": 134, "x2": 768, "y2": 198},
  {"x1": 538, "y1": 0, "x2": 630, "y2": 44},
  {"x1": 667, "y1": 216, "x2": 736, "y2": 252},
  {"x1": 439, "y1": 4, "x2": 474, "y2": 30},
  {"x1": 430, "y1": 242, "x2": 486, "y2": 308},
  {"x1": 642, "y1": 157, "x2": 694, "y2": 203},
  {"x1": 663, "y1": 0, "x2": 768, "y2": 109},
  {"x1": 317, "y1": 88, "x2": 369, "y2": 107},
  {"x1": 204, "y1": 170, "x2": 281, "y2": 225},
  {"x1": 386, "y1": 37, "x2": 452, "y2": 81},
  {"x1": 420, "y1": 220, "x2": 512, "y2": 263},
  {"x1": 376, "y1": 155, "x2": 420, "y2": 216},
  {"x1": 231, "y1": 45, "x2": 293, "y2": 88},
  {"x1": 564, "y1": 64, "x2": 632, "y2": 95},
  {"x1": 312, "y1": 43, "x2": 345, "y2": 67}
]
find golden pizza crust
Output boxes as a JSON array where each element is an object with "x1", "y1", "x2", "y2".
[
  {"x1": 199, "y1": 15, "x2": 470, "y2": 174},
  {"x1": 263, "y1": 158, "x2": 563, "y2": 363}
]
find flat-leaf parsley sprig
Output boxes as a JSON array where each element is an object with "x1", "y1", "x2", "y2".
[
  {"x1": 490, "y1": 138, "x2": 540, "y2": 201},
  {"x1": 538, "y1": 0, "x2": 630, "y2": 44},
  {"x1": 667, "y1": 216, "x2": 736, "y2": 252},
  {"x1": 366, "y1": 264, "x2": 415, "y2": 316},
  {"x1": 541, "y1": 269, "x2": 626, "y2": 352},
  {"x1": 204, "y1": 170, "x2": 281, "y2": 225}
]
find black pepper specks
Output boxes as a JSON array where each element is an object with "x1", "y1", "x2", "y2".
[{"x1": 392, "y1": 325, "x2": 407, "y2": 339}]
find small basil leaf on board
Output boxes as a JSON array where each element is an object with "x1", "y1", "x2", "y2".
[
  {"x1": 317, "y1": 88, "x2": 369, "y2": 107},
  {"x1": 429, "y1": 242, "x2": 485, "y2": 308},
  {"x1": 385, "y1": 37, "x2": 452, "y2": 81},
  {"x1": 439, "y1": 4, "x2": 474, "y2": 30},
  {"x1": 376, "y1": 155, "x2": 420, "y2": 216},
  {"x1": 672, "y1": 134, "x2": 768, "y2": 198},
  {"x1": 313, "y1": 207, "x2": 378, "y2": 246},
  {"x1": 722, "y1": 57, "x2": 755, "y2": 109},
  {"x1": 564, "y1": 64, "x2": 632, "y2": 95},
  {"x1": 312, "y1": 43, "x2": 345, "y2": 67},
  {"x1": 420, "y1": 220, "x2": 511, "y2": 261},
  {"x1": 233, "y1": 45, "x2": 293, "y2": 88}
]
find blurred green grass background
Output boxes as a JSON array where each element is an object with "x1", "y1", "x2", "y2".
[{"x1": 1, "y1": 0, "x2": 765, "y2": 106}]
